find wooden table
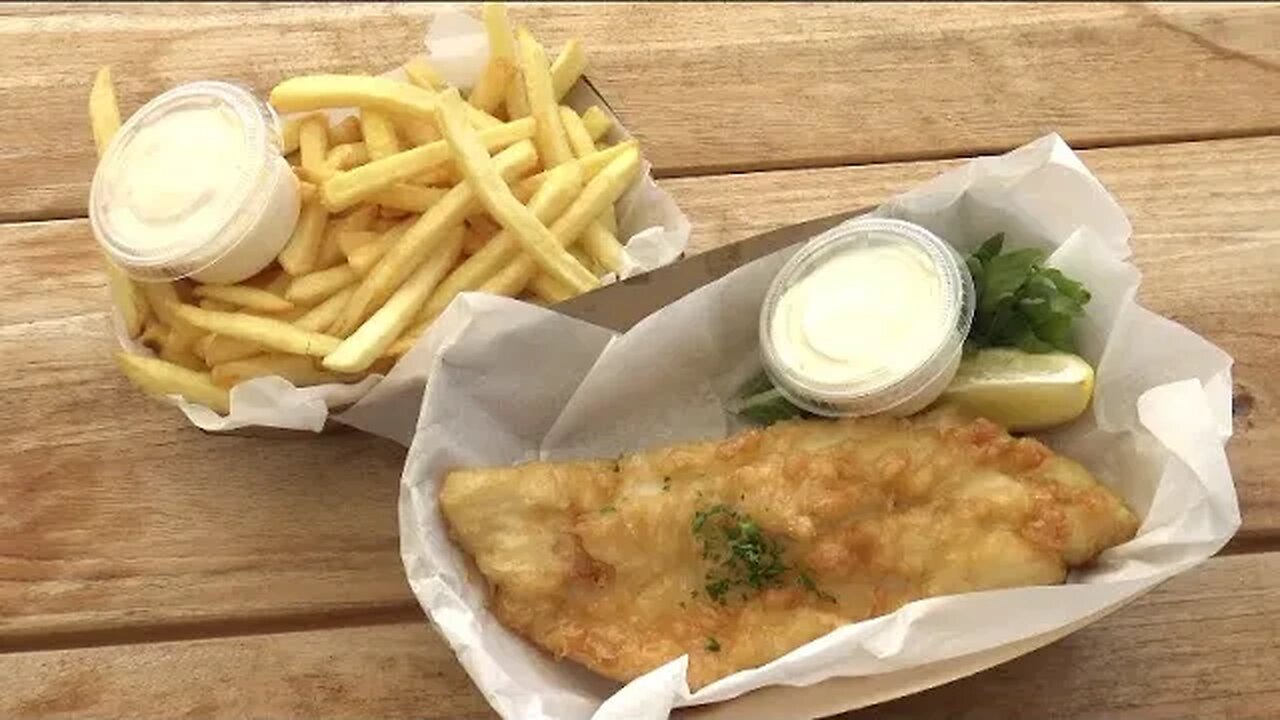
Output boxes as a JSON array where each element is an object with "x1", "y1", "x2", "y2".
[{"x1": 3, "y1": 3, "x2": 1279, "y2": 717}]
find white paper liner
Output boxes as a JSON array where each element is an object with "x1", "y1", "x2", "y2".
[
  {"x1": 113, "y1": 9, "x2": 690, "y2": 433},
  {"x1": 396, "y1": 134, "x2": 1239, "y2": 719}
]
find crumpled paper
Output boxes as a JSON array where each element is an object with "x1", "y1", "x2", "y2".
[
  {"x1": 114, "y1": 9, "x2": 690, "y2": 434},
  {"x1": 396, "y1": 134, "x2": 1239, "y2": 719}
]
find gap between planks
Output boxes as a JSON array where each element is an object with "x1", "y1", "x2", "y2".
[
  {"x1": 9, "y1": 128, "x2": 1280, "y2": 227},
  {"x1": 6, "y1": 530, "x2": 1280, "y2": 657}
]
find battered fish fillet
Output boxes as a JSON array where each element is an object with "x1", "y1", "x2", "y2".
[{"x1": 439, "y1": 410, "x2": 1138, "y2": 690}]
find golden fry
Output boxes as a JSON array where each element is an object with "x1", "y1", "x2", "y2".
[
  {"x1": 89, "y1": 66, "x2": 122, "y2": 156},
  {"x1": 577, "y1": 223, "x2": 625, "y2": 273},
  {"x1": 211, "y1": 354, "x2": 353, "y2": 389},
  {"x1": 330, "y1": 139, "x2": 538, "y2": 336},
  {"x1": 115, "y1": 352, "x2": 230, "y2": 414},
  {"x1": 550, "y1": 38, "x2": 587, "y2": 101},
  {"x1": 368, "y1": 184, "x2": 446, "y2": 213},
  {"x1": 360, "y1": 108, "x2": 401, "y2": 161},
  {"x1": 277, "y1": 200, "x2": 329, "y2": 276},
  {"x1": 193, "y1": 284, "x2": 294, "y2": 313},
  {"x1": 321, "y1": 117, "x2": 535, "y2": 212},
  {"x1": 396, "y1": 117, "x2": 440, "y2": 147},
  {"x1": 325, "y1": 142, "x2": 369, "y2": 171},
  {"x1": 104, "y1": 260, "x2": 149, "y2": 337},
  {"x1": 285, "y1": 264, "x2": 359, "y2": 305},
  {"x1": 559, "y1": 105, "x2": 620, "y2": 243},
  {"x1": 436, "y1": 90, "x2": 596, "y2": 291},
  {"x1": 480, "y1": 148, "x2": 641, "y2": 298},
  {"x1": 403, "y1": 56, "x2": 447, "y2": 91},
  {"x1": 281, "y1": 114, "x2": 315, "y2": 155},
  {"x1": 527, "y1": 271, "x2": 575, "y2": 303},
  {"x1": 298, "y1": 180, "x2": 318, "y2": 204},
  {"x1": 202, "y1": 334, "x2": 263, "y2": 366},
  {"x1": 324, "y1": 228, "x2": 464, "y2": 373},
  {"x1": 516, "y1": 27, "x2": 574, "y2": 167},
  {"x1": 512, "y1": 140, "x2": 637, "y2": 202},
  {"x1": 580, "y1": 105, "x2": 613, "y2": 141},
  {"x1": 422, "y1": 162, "x2": 583, "y2": 321},
  {"x1": 298, "y1": 115, "x2": 329, "y2": 175},
  {"x1": 175, "y1": 304, "x2": 341, "y2": 358},
  {"x1": 336, "y1": 229, "x2": 382, "y2": 258},
  {"x1": 469, "y1": 58, "x2": 513, "y2": 115},
  {"x1": 295, "y1": 287, "x2": 356, "y2": 333},
  {"x1": 328, "y1": 115, "x2": 363, "y2": 145}
]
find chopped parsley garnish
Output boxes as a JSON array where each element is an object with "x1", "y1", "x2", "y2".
[
  {"x1": 705, "y1": 637, "x2": 721, "y2": 652},
  {"x1": 663, "y1": 476, "x2": 671, "y2": 492},
  {"x1": 600, "y1": 504, "x2": 616, "y2": 514},
  {"x1": 692, "y1": 504, "x2": 831, "y2": 605}
]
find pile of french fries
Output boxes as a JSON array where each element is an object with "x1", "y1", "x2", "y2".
[{"x1": 94, "y1": 2, "x2": 644, "y2": 416}]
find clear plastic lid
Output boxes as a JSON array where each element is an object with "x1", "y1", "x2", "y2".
[
  {"x1": 759, "y1": 217, "x2": 975, "y2": 417},
  {"x1": 89, "y1": 81, "x2": 285, "y2": 281}
]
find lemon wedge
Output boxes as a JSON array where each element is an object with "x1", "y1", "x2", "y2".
[{"x1": 936, "y1": 348, "x2": 1095, "y2": 431}]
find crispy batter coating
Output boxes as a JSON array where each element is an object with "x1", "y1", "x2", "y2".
[{"x1": 440, "y1": 410, "x2": 1138, "y2": 690}]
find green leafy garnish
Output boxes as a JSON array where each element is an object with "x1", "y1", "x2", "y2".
[
  {"x1": 600, "y1": 504, "x2": 616, "y2": 514},
  {"x1": 966, "y1": 234, "x2": 1091, "y2": 354},
  {"x1": 727, "y1": 372, "x2": 807, "y2": 425},
  {"x1": 692, "y1": 504, "x2": 832, "y2": 604},
  {"x1": 705, "y1": 637, "x2": 721, "y2": 652}
]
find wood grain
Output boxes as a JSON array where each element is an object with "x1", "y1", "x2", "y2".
[
  {"x1": 2, "y1": 552, "x2": 1275, "y2": 720},
  {"x1": 3, "y1": 2, "x2": 1280, "y2": 220},
  {"x1": 2, "y1": 136, "x2": 1275, "y2": 644}
]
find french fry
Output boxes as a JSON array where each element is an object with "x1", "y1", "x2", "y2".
[
  {"x1": 263, "y1": 270, "x2": 294, "y2": 297},
  {"x1": 277, "y1": 200, "x2": 329, "y2": 276},
  {"x1": 337, "y1": 229, "x2": 381, "y2": 258},
  {"x1": 527, "y1": 271, "x2": 575, "y2": 303},
  {"x1": 320, "y1": 117, "x2": 535, "y2": 212},
  {"x1": 298, "y1": 180, "x2": 318, "y2": 204},
  {"x1": 576, "y1": 223, "x2": 625, "y2": 273},
  {"x1": 512, "y1": 140, "x2": 637, "y2": 202},
  {"x1": 329, "y1": 139, "x2": 538, "y2": 336},
  {"x1": 559, "y1": 105, "x2": 619, "y2": 243},
  {"x1": 270, "y1": 75, "x2": 500, "y2": 129},
  {"x1": 281, "y1": 114, "x2": 314, "y2": 155},
  {"x1": 368, "y1": 184, "x2": 446, "y2": 213},
  {"x1": 403, "y1": 56, "x2": 447, "y2": 91},
  {"x1": 202, "y1": 334, "x2": 263, "y2": 365},
  {"x1": 395, "y1": 117, "x2": 440, "y2": 147},
  {"x1": 105, "y1": 260, "x2": 149, "y2": 336},
  {"x1": 140, "y1": 321, "x2": 169, "y2": 350},
  {"x1": 580, "y1": 105, "x2": 613, "y2": 141},
  {"x1": 298, "y1": 115, "x2": 329, "y2": 176},
  {"x1": 421, "y1": 162, "x2": 583, "y2": 320},
  {"x1": 160, "y1": 343, "x2": 207, "y2": 372},
  {"x1": 346, "y1": 217, "x2": 414, "y2": 274},
  {"x1": 285, "y1": 264, "x2": 359, "y2": 305},
  {"x1": 469, "y1": 58, "x2": 514, "y2": 115},
  {"x1": 139, "y1": 282, "x2": 201, "y2": 352},
  {"x1": 359, "y1": 109, "x2": 401, "y2": 161},
  {"x1": 116, "y1": 352, "x2": 230, "y2": 414},
  {"x1": 550, "y1": 38, "x2": 587, "y2": 100},
  {"x1": 175, "y1": 304, "x2": 341, "y2": 357},
  {"x1": 295, "y1": 287, "x2": 356, "y2": 332},
  {"x1": 328, "y1": 115, "x2": 363, "y2": 145},
  {"x1": 516, "y1": 27, "x2": 574, "y2": 167},
  {"x1": 199, "y1": 299, "x2": 237, "y2": 312},
  {"x1": 89, "y1": 66, "x2": 122, "y2": 156},
  {"x1": 324, "y1": 227, "x2": 464, "y2": 372},
  {"x1": 335, "y1": 204, "x2": 379, "y2": 232},
  {"x1": 211, "y1": 354, "x2": 353, "y2": 389},
  {"x1": 481, "y1": 147, "x2": 641, "y2": 298},
  {"x1": 325, "y1": 142, "x2": 369, "y2": 170},
  {"x1": 436, "y1": 90, "x2": 596, "y2": 291},
  {"x1": 193, "y1": 284, "x2": 294, "y2": 313},
  {"x1": 482, "y1": 3, "x2": 528, "y2": 120}
]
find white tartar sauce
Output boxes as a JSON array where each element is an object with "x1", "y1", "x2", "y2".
[{"x1": 769, "y1": 242, "x2": 949, "y2": 386}]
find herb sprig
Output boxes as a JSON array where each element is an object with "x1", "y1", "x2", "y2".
[{"x1": 965, "y1": 234, "x2": 1091, "y2": 354}]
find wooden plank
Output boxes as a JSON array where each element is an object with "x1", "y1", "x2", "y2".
[
  {"x1": 3, "y1": 2, "x2": 1280, "y2": 220},
  {"x1": 2, "y1": 137, "x2": 1276, "y2": 641},
  {"x1": 2, "y1": 552, "x2": 1276, "y2": 720}
]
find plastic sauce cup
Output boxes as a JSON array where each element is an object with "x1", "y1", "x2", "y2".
[
  {"x1": 90, "y1": 81, "x2": 300, "y2": 284},
  {"x1": 759, "y1": 217, "x2": 975, "y2": 418}
]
